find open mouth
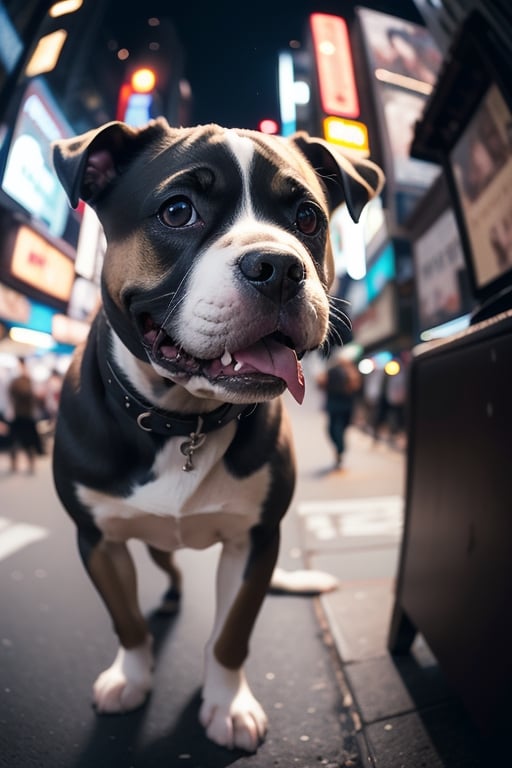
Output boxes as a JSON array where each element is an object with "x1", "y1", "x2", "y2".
[{"x1": 139, "y1": 313, "x2": 305, "y2": 403}]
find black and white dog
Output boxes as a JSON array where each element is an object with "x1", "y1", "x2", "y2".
[{"x1": 51, "y1": 119, "x2": 383, "y2": 752}]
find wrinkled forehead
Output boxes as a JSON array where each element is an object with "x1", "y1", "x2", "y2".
[
  {"x1": 222, "y1": 128, "x2": 327, "y2": 203},
  {"x1": 100, "y1": 125, "x2": 329, "y2": 229},
  {"x1": 158, "y1": 126, "x2": 328, "y2": 205}
]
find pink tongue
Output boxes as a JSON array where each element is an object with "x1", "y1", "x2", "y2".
[{"x1": 235, "y1": 339, "x2": 305, "y2": 404}]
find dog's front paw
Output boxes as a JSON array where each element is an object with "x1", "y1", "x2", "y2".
[
  {"x1": 93, "y1": 637, "x2": 153, "y2": 713},
  {"x1": 199, "y1": 667, "x2": 267, "y2": 752}
]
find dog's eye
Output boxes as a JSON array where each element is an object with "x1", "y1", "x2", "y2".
[
  {"x1": 158, "y1": 196, "x2": 199, "y2": 228},
  {"x1": 295, "y1": 202, "x2": 321, "y2": 236}
]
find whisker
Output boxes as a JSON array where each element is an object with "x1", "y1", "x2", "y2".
[
  {"x1": 328, "y1": 294, "x2": 351, "y2": 308},
  {"x1": 143, "y1": 290, "x2": 176, "y2": 303},
  {"x1": 329, "y1": 307, "x2": 351, "y2": 329},
  {"x1": 329, "y1": 305, "x2": 351, "y2": 323},
  {"x1": 160, "y1": 265, "x2": 195, "y2": 327},
  {"x1": 328, "y1": 326, "x2": 344, "y2": 346},
  {"x1": 320, "y1": 294, "x2": 353, "y2": 356}
]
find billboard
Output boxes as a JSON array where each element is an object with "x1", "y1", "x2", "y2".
[
  {"x1": 413, "y1": 208, "x2": 470, "y2": 332},
  {"x1": 310, "y1": 13, "x2": 359, "y2": 119},
  {"x1": 1, "y1": 78, "x2": 72, "y2": 238},
  {"x1": 449, "y1": 84, "x2": 512, "y2": 296},
  {"x1": 10, "y1": 225, "x2": 75, "y2": 303},
  {"x1": 357, "y1": 8, "x2": 442, "y2": 191}
]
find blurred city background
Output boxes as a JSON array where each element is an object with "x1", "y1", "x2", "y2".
[{"x1": 0, "y1": 1, "x2": 511, "y2": 766}]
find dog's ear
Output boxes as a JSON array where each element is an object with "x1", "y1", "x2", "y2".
[
  {"x1": 52, "y1": 118, "x2": 171, "y2": 209},
  {"x1": 290, "y1": 133, "x2": 385, "y2": 222}
]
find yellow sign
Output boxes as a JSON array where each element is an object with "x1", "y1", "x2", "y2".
[{"x1": 323, "y1": 116, "x2": 370, "y2": 155}]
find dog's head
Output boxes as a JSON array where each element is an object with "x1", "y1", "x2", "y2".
[{"x1": 53, "y1": 119, "x2": 383, "y2": 404}]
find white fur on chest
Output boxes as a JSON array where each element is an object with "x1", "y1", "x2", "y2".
[{"x1": 77, "y1": 424, "x2": 271, "y2": 550}]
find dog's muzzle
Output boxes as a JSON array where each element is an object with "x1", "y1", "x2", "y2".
[{"x1": 139, "y1": 313, "x2": 306, "y2": 404}]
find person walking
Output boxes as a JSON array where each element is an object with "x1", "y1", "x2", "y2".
[
  {"x1": 43, "y1": 368, "x2": 63, "y2": 434},
  {"x1": 7, "y1": 358, "x2": 43, "y2": 474},
  {"x1": 0, "y1": 368, "x2": 12, "y2": 457},
  {"x1": 317, "y1": 352, "x2": 362, "y2": 470}
]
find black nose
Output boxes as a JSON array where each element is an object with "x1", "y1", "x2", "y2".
[{"x1": 239, "y1": 250, "x2": 305, "y2": 303}]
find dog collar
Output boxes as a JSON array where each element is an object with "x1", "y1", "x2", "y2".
[{"x1": 99, "y1": 346, "x2": 255, "y2": 448}]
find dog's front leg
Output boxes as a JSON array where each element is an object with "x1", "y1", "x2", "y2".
[
  {"x1": 81, "y1": 538, "x2": 153, "y2": 713},
  {"x1": 200, "y1": 525, "x2": 280, "y2": 752}
]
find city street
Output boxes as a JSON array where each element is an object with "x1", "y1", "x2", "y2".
[
  {"x1": 0, "y1": 2, "x2": 510, "y2": 767},
  {"x1": 0, "y1": 376, "x2": 405, "y2": 768}
]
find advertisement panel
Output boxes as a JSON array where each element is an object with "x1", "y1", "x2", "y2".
[
  {"x1": 350, "y1": 282, "x2": 398, "y2": 348},
  {"x1": 310, "y1": 13, "x2": 359, "y2": 119},
  {"x1": 413, "y1": 208, "x2": 469, "y2": 332},
  {"x1": 449, "y1": 84, "x2": 512, "y2": 294},
  {"x1": 1, "y1": 78, "x2": 72, "y2": 238},
  {"x1": 357, "y1": 8, "x2": 442, "y2": 191},
  {"x1": 10, "y1": 225, "x2": 75, "y2": 303}
]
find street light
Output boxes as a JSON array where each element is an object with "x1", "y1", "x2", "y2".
[{"x1": 117, "y1": 66, "x2": 158, "y2": 124}]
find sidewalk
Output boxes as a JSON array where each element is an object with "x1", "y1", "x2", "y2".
[
  {"x1": 1, "y1": 382, "x2": 499, "y2": 767},
  {"x1": 285, "y1": 384, "x2": 495, "y2": 768}
]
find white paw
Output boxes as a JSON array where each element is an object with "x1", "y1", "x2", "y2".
[
  {"x1": 93, "y1": 637, "x2": 153, "y2": 713},
  {"x1": 200, "y1": 667, "x2": 267, "y2": 752},
  {"x1": 270, "y1": 566, "x2": 339, "y2": 594}
]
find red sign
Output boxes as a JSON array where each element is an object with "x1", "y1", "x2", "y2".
[{"x1": 310, "y1": 13, "x2": 360, "y2": 119}]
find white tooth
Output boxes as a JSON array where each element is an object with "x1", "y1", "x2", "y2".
[
  {"x1": 221, "y1": 350, "x2": 232, "y2": 366},
  {"x1": 234, "y1": 361, "x2": 242, "y2": 372}
]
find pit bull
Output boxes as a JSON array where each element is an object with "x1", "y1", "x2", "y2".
[{"x1": 51, "y1": 118, "x2": 383, "y2": 751}]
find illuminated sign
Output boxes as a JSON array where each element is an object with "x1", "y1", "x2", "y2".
[
  {"x1": 117, "y1": 67, "x2": 157, "y2": 125},
  {"x1": 24, "y1": 29, "x2": 67, "y2": 77},
  {"x1": 323, "y1": 116, "x2": 369, "y2": 154},
  {"x1": 356, "y1": 8, "x2": 442, "y2": 191},
  {"x1": 11, "y1": 226, "x2": 75, "y2": 302},
  {"x1": 75, "y1": 204, "x2": 105, "y2": 281},
  {"x1": 414, "y1": 209, "x2": 468, "y2": 333},
  {"x1": 310, "y1": 13, "x2": 359, "y2": 119},
  {"x1": 258, "y1": 119, "x2": 279, "y2": 135},
  {"x1": 1, "y1": 78, "x2": 72, "y2": 237},
  {"x1": 52, "y1": 314, "x2": 90, "y2": 346},
  {"x1": 123, "y1": 93, "x2": 153, "y2": 126},
  {"x1": 346, "y1": 242, "x2": 396, "y2": 316},
  {"x1": 131, "y1": 67, "x2": 156, "y2": 93},
  {"x1": 330, "y1": 205, "x2": 366, "y2": 279},
  {"x1": 279, "y1": 51, "x2": 297, "y2": 136}
]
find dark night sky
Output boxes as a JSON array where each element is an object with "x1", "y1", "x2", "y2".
[{"x1": 166, "y1": 0, "x2": 423, "y2": 129}]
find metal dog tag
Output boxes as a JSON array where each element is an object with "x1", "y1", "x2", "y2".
[{"x1": 180, "y1": 418, "x2": 206, "y2": 471}]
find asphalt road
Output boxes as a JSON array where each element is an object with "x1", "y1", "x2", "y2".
[{"x1": 0, "y1": 398, "x2": 365, "y2": 768}]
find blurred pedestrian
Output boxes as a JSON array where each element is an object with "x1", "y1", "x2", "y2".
[
  {"x1": 371, "y1": 369, "x2": 390, "y2": 443},
  {"x1": 317, "y1": 352, "x2": 362, "y2": 470},
  {"x1": 386, "y1": 367, "x2": 407, "y2": 444},
  {"x1": 0, "y1": 368, "x2": 12, "y2": 455},
  {"x1": 43, "y1": 368, "x2": 63, "y2": 433},
  {"x1": 371, "y1": 357, "x2": 410, "y2": 447},
  {"x1": 7, "y1": 358, "x2": 44, "y2": 474}
]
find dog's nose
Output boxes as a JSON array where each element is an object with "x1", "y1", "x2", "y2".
[{"x1": 239, "y1": 251, "x2": 305, "y2": 303}]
